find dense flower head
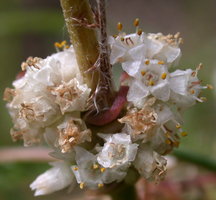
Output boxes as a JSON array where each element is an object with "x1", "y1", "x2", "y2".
[{"x1": 3, "y1": 20, "x2": 211, "y2": 196}]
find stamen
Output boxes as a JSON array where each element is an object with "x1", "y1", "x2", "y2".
[
  {"x1": 133, "y1": 18, "x2": 139, "y2": 27},
  {"x1": 207, "y1": 84, "x2": 213, "y2": 90},
  {"x1": 100, "y1": 168, "x2": 106, "y2": 173},
  {"x1": 165, "y1": 139, "x2": 171, "y2": 145},
  {"x1": 141, "y1": 70, "x2": 146, "y2": 76},
  {"x1": 79, "y1": 182, "x2": 85, "y2": 189},
  {"x1": 161, "y1": 73, "x2": 167, "y2": 80},
  {"x1": 149, "y1": 80, "x2": 155, "y2": 86},
  {"x1": 137, "y1": 28, "x2": 142, "y2": 36},
  {"x1": 117, "y1": 22, "x2": 123, "y2": 31},
  {"x1": 98, "y1": 183, "x2": 104, "y2": 188},
  {"x1": 54, "y1": 42, "x2": 61, "y2": 48},
  {"x1": 145, "y1": 60, "x2": 150, "y2": 65},
  {"x1": 190, "y1": 89, "x2": 195, "y2": 94},
  {"x1": 61, "y1": 40, "x2": 66, "y2": 46},
  {"x1": 175, "y1": 124, "x2": 181, "y2": 129},
  {"x1": 181, "y1": 131, "x2": 188, "y2": 137},
  {"x1": 73, "y1": 166, "x2": 79, "y2": 171},
  {"x1": 165, "y1": 132, "x2": 170, "y2": 138},
  {"x1": 196, "y1": 63, "x2": 203, "y2": 71},
  {"x1": 120, "y1": 37, "x2": 125, "y2": 42},
  {"x1": 174, "y1": 32, "x2": 180, "y2": 39},
  {"x1": 173, "y1": 141, "x2": 180, "y2": 147},
  {"x1": 191, "y1": 71, "x2": 196, "y2": 77},
  {"x1": 158, "y1": 61, "x2": 165, "y2": 65},
  {"x1": 200, "y1": 97, "x2": 207, "y2": 102},
  {"x1": 93, "y1": 164, "x2": 99, "y2": 169}
]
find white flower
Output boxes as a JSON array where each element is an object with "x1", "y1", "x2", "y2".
[
  {"x1": 72, "y1": 147, "x2": 127, "y2": 189},
  {"x1": 44, "y1": 115, "x2": 91, "y2": 153},
  {"x1": 97, "y1": 133, "x2": 138, "y2": 168},
  {"x1": 150, "y1": 103, "x2": 184, "y2": 154},
  {"x1": 57, "y1": 116, "x2": 91, "y2": 153},
  {"x1": 119, "y1": 98, "x2": 157, "y2": 142},
  {"x1": 170, "y1": 68, "x2": 207, "y2": 108},
  {"x1": 147, "y1": 33, "x2": 182, "y2": 66},
  {"x1": 109, "y1": 32, "x2": 181, "y2": 66},
  {"x1": 133, "y1": 144, "x2": 167, "y2": 182},
  {"x1": 50, "y1": 79, "x2": 91, "y2": 114},
  {"x1": 30, "y1": 161, "x2": 76, "y2": 196},
  {"x1": 124, "y1": 59, "x2": 170, "y2": 106},
  {"x1": 4, "y1": 46, "x2": 91, "y2": 146},
  {"x1": 109, "y1": 33, "x2": 147, "y2": 64}
]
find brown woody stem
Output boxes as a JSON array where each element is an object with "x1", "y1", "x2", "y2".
[{"x1": 96, "y1": 0, "x2": 115, "y2": 108}]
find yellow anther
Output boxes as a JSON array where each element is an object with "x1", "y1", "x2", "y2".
[
  {"x1": 100, "y1": 168, "x2": 106, "y2": 173},
  {"x1": 61, "y1": 40, "x2": 67, "y2": 46},
  {"x1": 173, "y1": 141, "x2": 180, "y2": 147},
  {"x1": 200, "y1": 97, "x2": 207, "y2": 102},
  {"x1": 190, "y1": 89, "x2": 195, "y2": 94},
  {"x1": 181, "y1": 131, "x2": 188, "y2": 137},
  {"x1": 79, "y1": 182, "x2": 85, "y2": 189},
  {"x1": 133, "y1": 18, "x2": 140, "y2": 27},
  {"x1": 149, "y1": 80, "x2": 155, "y2": 86},
  {"x1": 175, "y1": 124, "x2": 181, "y2": 129},
  {"x1": 113, "y1": 34, "x2": 118, "y2": 38},
  {"x1": 158, "y1": 61, "x2": 165, "y2": 65},
  {"x1": 137, "y1": 28, "x2": 143, "y2": 36},
  {"x1": 145, "y1": 60, "x2": 150, "y2": 65},
  {"x1": 120, "y1": 37, "x2": 125, "y2": 42},
  {"x1": 165, "y1": 139, "x2": 171, "y2": 145},
  {"x1": 117, "y1": 22, "x2": 123, "y2": 31},
  {"x1": 93, "y1": 164, "x2": 99, "y2": 169},
  {"x1": 161, "y1": 73, "x2": 167, "y2": 80},
  {"x1": 73, "y1": 167, "x2": 79, "y2": 171},
  {"x1": 65, "y1": 45, "x2": 70, "y2": 49},
  {"x1": 165, "y1": 132, "x2": 170, "y2": 138},
  {"x1": 207, "y1": 84, "x2": 213, "y2": 90},
  {"x1": 98, "y1": 183, "x2": 104, "y2": 188},
  {"x1": 54, "y1": 42, "x2": 61, "y2": 48},
  {"x1": 141, "y1": 70, "x2": 146, "y2": 76}
]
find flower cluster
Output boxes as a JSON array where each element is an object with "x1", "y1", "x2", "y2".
[{"x1": 4, "y1": 21, "x2": 211, "y2": 196}]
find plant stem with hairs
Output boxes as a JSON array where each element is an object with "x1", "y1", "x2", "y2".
[
  {"x1": 60, "y1": 0, "x2": 99, "y2": 91},
  {"x1": 60, "y1": 0, "x2": 115, "y2": 112}
]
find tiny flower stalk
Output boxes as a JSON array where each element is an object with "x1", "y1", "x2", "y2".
[{"x1": 60, "y1": 0, "x2": 99, "y2": 91}]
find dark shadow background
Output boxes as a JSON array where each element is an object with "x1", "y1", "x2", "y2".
[{"x1": 0, "y1": 0, "x2": 216, "y2": 199}]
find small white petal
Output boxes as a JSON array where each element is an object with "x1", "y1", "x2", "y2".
[{"x1": 30, "y1": 161, "x2": 75, "y2": 196}]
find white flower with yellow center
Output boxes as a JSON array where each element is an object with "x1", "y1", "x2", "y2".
[
  {"x1": 147, "y1": 32, "x2": 182, "y2": 66},
  {"x1": 109, "y1": 30, "x2": 182, "y2": 66},
  {"x1": 170, "y1": 66, "x2": 209, "y2": 108},
  {"x1": 124, "y1": 59, "x2": 170, "y2": 106},
  {"x1": 109, "y1": 32, "x2": 147, "y2": 64},
  {"x1": 97, "y1": 133, "x2": 138, "y2": 168},
  {"x1": 72, "y1": 147, "x2": 127, "y2": 189}
]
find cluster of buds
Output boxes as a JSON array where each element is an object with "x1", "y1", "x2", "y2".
[{"x1": 3, "y1": 18, "x2": 211, "y2": 196}]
